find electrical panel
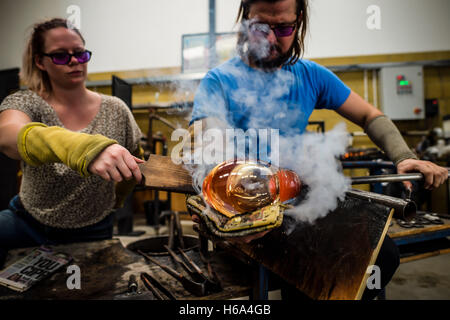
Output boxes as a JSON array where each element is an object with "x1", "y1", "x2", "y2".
[{"x1": 379, "y1": 66, "x2": 424, "y2": 120}]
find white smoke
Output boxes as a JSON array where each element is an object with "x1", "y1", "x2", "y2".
[
  {"x1": 278, "y1": 123, "x2": 351, "y2": 224},
  {"x1": 238, "y1": 19, "x2": 273, "y2": 64}
]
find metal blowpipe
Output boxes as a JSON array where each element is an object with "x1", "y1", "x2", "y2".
[
  {"x1": 350, "y1": 170, "x2": 450, "y2": 185},
  {"x1": 345, "y1": 188, "x2": 416, "y2": 221},
  {"x1": 346, "y1": 170, "x2": 449, "y2": 221}
]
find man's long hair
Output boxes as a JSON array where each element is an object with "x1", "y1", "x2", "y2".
[{"x1": 236, "y1": 0, "x2": 308, "y2": 65}]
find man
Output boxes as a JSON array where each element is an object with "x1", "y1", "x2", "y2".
[{"x1": 189, "y1": 0, "x2": 448, "y2": 299}]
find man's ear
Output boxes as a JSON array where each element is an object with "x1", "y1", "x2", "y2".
[{"x1": 35, "y1": 55, "x2": 46, "y2": 71}]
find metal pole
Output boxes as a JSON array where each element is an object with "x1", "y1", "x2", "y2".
[
  {"x1": 209, "y1": 0, "x2": 217, "y2": 69},
  {"x1": 346, "y1": 188, "x2": 416, "y2": 221},
  {"x1": 351, "y1": 173, "x2": 424, "y2": 185},
  {"x1": 351, "y1": 171, "x2": 450, "y2": 185}
]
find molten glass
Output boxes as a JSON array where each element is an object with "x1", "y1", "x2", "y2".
[{"x1": 202, "y1": 160, "x2": 302, "y2": 218}]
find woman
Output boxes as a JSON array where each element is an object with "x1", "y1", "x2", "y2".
[{"x1": 0, "y1": 18, "x2": 144, "y2": 267}]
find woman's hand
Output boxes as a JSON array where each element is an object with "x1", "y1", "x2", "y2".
[
  {"x1": 397, "y1": 159, "x2": 448, "y2": 190},
  {"x1": 88, "y1": 144, "x2": 144, "y2": 182}
]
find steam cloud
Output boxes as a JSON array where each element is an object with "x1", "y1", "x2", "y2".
[{"x1": 278, "y1": 124, "x2": 351, "y2": 224}]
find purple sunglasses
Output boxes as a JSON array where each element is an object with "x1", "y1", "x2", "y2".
[
  {"x1": 42, "y1": 50, "x2": 92, "y2": 65},
  {"x1": 249, "y1": 21, "x2": 297, "y2": 38}
]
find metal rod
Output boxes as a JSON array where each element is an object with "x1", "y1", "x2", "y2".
[
  {"x1": 140, "y1": 273, "x2": 164, "y2": 300},
  {"x1": 341, "y1": 160, "x2": 395, "y2": 169},
  {"x1": 351, "y1": 173, "x2": 424, "y2": 185},
  {"x1": 346, "y1": 188, "x2": 416, "y2": 220},
  {"x1": 138, "y1": 250, "x2": 206, "y2": 296},
  {"x1": 351, "y1": 171, "x2": 450, "y2": 185},
  {"x1": 164, "y1": 245, "x2": 196, "y2": 278},
  {"x1": 174, "y1": 212, "x2": 185, "y2": 249},
  {"x1": 209, "y1": 0, "x2": 217, "y2": 69},
  {"x1": 138, "y1": 250, "x2": 182, "y2": 279},
  {"x1": 140, "y1": 272, "x2": 177, "y2": 300}
]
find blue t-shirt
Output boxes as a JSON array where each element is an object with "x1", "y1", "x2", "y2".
[{"x1": 191, "y1": 56, "x2": 351, "y2": 136}]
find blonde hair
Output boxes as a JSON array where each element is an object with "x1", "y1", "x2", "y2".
[{"x1": 21, "y1": 18, "x2": 85, "y2": 97}]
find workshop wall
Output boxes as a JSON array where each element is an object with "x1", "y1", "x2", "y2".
[
  {"x1": 0, "y1": 0, "x2": 209, "y2": 72},
  {"x1": 311, "y1": 51, "x2": 450, "y2": 145},
  {"x1": 1, "y1": 0, "x2": 450, "y2": 72},
  {"x1": 310, "y1": 51, "x2": 450, "y2": 214}
]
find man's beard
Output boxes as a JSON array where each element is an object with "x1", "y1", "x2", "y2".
[
  {"x1": 237, "y1": 31, "x2": 294, "y2": 70},
  {"x1": 249, "y1": 44, "x2": 293, "y2": 70}
]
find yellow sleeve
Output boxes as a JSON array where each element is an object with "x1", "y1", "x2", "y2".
[{"x1": 17, "y1": 122, "x2": 117, "y2": 177}]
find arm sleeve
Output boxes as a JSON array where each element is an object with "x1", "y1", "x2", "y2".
[
  {"x1": 17, "y1": 122, "x2": 118, "y2": 177},
  {"x1": 365, "y1": 115, "x2": 418, "y2": 165},
  {"x1": 190, "y1": 72, "x2": 228, "y2": 125},
  {"x1": 312, "y1": 62, "x2": 351, "y2": 110}
]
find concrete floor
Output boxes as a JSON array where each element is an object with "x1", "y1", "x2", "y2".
[
  {"x1": 117, "y1": 217, "x2": 450, "y2": 300},
  {"x1": 385, "y1": 253, "x2": 450, "y2": 300}
]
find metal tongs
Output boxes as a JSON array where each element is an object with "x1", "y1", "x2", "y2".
[
  {"x1": 138, "y1": 249, "x2": 206, "y2": 296},
  {"x1": 164, "y1": 245, "x2": 222, "y2": 294},
  {"x1": 140, "y1": 272, "x2": 177, "y2": 300}
]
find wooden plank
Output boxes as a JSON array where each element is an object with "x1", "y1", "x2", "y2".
[
  {"x1": 138, "y1": 154, "x2": 195, "y2": 194},
  {"x1": 355, "y1": 209, "x2": 394, "y2": 299}
]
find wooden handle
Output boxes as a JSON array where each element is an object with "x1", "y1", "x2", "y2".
[{"x1": 139, "y1": 154, "x2": 196, "y2": 194}]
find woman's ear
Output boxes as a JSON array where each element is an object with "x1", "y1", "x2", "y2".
[{"x1": 35, "y1": 55, "x2": 46, "y2": 71}]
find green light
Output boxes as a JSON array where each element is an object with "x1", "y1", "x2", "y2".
[{"x1": 399, "y1": 80, "x2": 409, "y2": 86}]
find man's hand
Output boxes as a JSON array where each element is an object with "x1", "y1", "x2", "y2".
[
  {"x1": 397, "y1": 159, "x2": 448, "y2": 190},
  {"x1": 88, "y1": 144, "x2": 144, "y2": 183},
  {"x1": 191, "y1": 214, "x2": 270, "y2": 244}
]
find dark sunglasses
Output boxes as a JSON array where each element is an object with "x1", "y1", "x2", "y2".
[
  {"x1": 42, "y1": 50, "x2": 92, "y2": 65},
  {"x1": 249, "y1": 21, "x2": 297, "y2": 38}
]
